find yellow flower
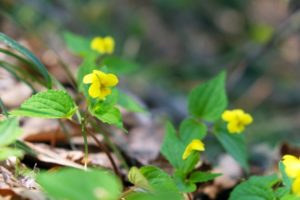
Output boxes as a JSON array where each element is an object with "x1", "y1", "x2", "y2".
[
  {"x1": 292, "y1": 176, "x2": 300, "y2": 196},
  {"x1": 83, "y1": 70, "x2": 118, "y2": 99},
  {"x1": 221, "y1": 109, "x2": 253, "y2": 134},
  {"x1": 91, "y1": 36, "x2": 115, "y2": 54},
  {"x1": 282, "y1": 155, "x2": 300, "y2": 179},
  {"x1": 282, "y1": 155, "x2": 300, "y2": 196},
  {"x1": 182, "y1": 139, "x2": 205, "y2": 160}
]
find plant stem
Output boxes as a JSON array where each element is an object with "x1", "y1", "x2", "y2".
[
  {"x1": 76, "y1": 110, "x2": 88, "y2": 169},
  {"x1": 90, "y1": 118, "x2": 129, "y2": 171},
  {"x1": 87, "y1": 131, "x2": 121, "y2": 177}
]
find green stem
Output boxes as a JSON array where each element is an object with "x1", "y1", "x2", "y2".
[{"x1": 76, "y1": 110, "x2": 89, "y2": 169}]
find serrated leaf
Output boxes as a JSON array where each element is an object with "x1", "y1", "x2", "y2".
[
  {"x1": 37, "y1": 168, "x2": 122, "y2": 200},
  {"x1": 118, "y1": 91, "x2": 146, "y2": 113},
  {"x1": 0, "y1": 32, "x2": 52, "y2": 88},
  {"x1": 188, "y1": 71, "x2": 227, "y2": 121},
  {"x1": 10, "y1": 90, "x2": 76, "y2": 119},
  {"x1": 0, "y1": 117, "x2": 22, "y2": 147},
  {"x1": 63, "y1": 31, "x2": 91, "y2": 56},
  {"x1": 189, "y1": 171, "x2": 221, "y2": 183},
  {"x1": 229, "y1": 175, "x2": 279, "y2": 200},
  {"x1": 214, "y1": 124, "x2": 249, "y2": 171},
  {"x1": 103, "y1": 56, "x2": 138, "y2": 75}
]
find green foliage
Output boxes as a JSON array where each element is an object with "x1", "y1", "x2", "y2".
[
  {"x1": 89, "y1": 90, "x2": 123, "y2": 128},
  {"x1": 118, "y1": 91, "x2": 146, "y2": 113},
  {"x1": 0, "y1": 117, "x2": 22, "y2": 147},
  {"x1": 0, "y1": 147, "x2": 23, "y2": 161},
  {"x1": 128, "y1": 167, "x2": 151, "y2": 190},
  {"x1": 214, "y1": 123, "x2": 249, "y2": 171},
  {"x1": 229, "y1": 175, "x2": 279, "y2": 200},
  {"x1": 188, "y1": 71, "x2": 227, "y2": 121},
  {"x1": 103, "y1": 56, "x2": 139, "y2": 75},
  {"x1": 276, "y1": 162, "x2": 293, "y2": 198},
  {"x1": 93, "y1": 106, "x2": 123, "y2": 128},
  {"x1": 0, "y1": 32, "x2": 52, "y2": 88},
  {"x1": 10, "y1": 90, "x2": 77, "y2": 119},
  {"x1": 161, "y1": 122, "x2": 200, "y2": 174},
  {"x1": 127, "y1": 166, "x2": 183, "y2": 200},
  {"x1": 37, "y1": 168, "x2": 122, "y2": 200},
  {"x1": 189, "y1": 171, "x2": 222, "y2": 183},
  {"x1": 0, "y1": 117, "x2": 23, "y2": 161},
  {"x1": 63, "y1": 31, "x2": 91, "y2": 56},
  {"x1": 179, "y1": 118, "x2": 207, "y2": 142}
]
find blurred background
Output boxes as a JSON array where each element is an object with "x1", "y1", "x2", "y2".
[{"x1": 1, "y1": 0, "x2": 300, "y2": 166}]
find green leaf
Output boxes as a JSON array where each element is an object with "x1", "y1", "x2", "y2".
[
  {"x1": 0, "y1": 147, "x2": 23, "y2": 161},
  {"x1": 0, "y1": 117, "x2": 22, "y2": 147},
  {"x1": 214, "y1": 125, "x2": 249, "y2": 171},
  {"x1": 103, "y1": 56, "x2": 139, "y2": 75},
  {"x1": 188, "y1": 71, "x2": 227, "y2": 121},
  {"x1": 128, "y1": 167, "x2": 151, "y2": 191},
  {"x1": 229, "y1": 175, "x2": 279, "y2": 200},
  {"x1": 37, "y1": 168, "x2": 122, "y2": 200},
  {"x1": 93, "y1": 106, "x2": 123, "y2": 128},
  {"x1": 161, "y1": 122, "x2": 200, "y2": 174},
  {"x1": 276, "y1": 162, "x2": 293, "y2": 198},
  {"x1": 126, "y1": 166, "x2": 183, "y2": 200},
  {"x1": 10, "y1": 90, "x2": 76, "y2": 119},
  {"x1": 63, "y1": 31, "x2": 91, "y2": 56},
  {"x1": 189, "y1": 171, "x2": 221, "y2": 183},
  {"x1": 179, "y1": 118, "x2": 207, "y2": 143},
  {"x1": 0, "y1": 32, "x2": 52, "y2": 88},
  {"x1": 118, "y1": 91, "x2": 146, "y2": 113},
  {"x1": 173, "y1": 170, "x2": 196, "y2": 193}
]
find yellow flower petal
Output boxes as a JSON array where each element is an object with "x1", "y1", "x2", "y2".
[
  {"x1": 222, "y1": 109, "x2": 253, "y2": 134},
  {"x1": 240, "y1": 113, "x2": 253, "y2": 125},
  {"x1": 103, "y1": 36, "x2": 115, "y2": 54},
  {"x1": 91, "y1": 37, "x2": 106, "y2": 53},
  {"x1": 83, "y1": 70, "x2": 118, "y2": 99},
  {"x1": 282, "y1": 155, "x2": 300, "y2": 178},
  {"x1": 88, "y1": 82, "x2": 101, "y2": 98},
  {"x1": 227, "y1": 122, "x2": 244, "y2": 134},
  {"x1": 222, "y1": 110, "x2": 235, "y2": 122},
  {"x1": 98, "y1": 88, "x2": 112, "y2": 100},
  {"x1": 102, "y1": 74, "x2": 119, "y2": 87},
  {"x1": 182, "y1": 139, "x2": 205, "y2": 160},
  {"x1": 292, "y1": 176, "x2": 300, "y2": 196},
  {"x1": 83, "y1": 73, "x2": 95, "y2": 84}
]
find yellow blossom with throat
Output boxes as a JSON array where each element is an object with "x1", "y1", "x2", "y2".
[
  {"x1": 182, "y1": 139, "x2": 205, "y2": 160},
  {"x1": 91, "y1": 36, "x2": 115, "y2": 54},
  {"x1": 221, "y1": 109, "x2": 253, "y2": 134},
  {"x1": 83, "y1": 70, "x2": 118, "y2": 99},
  {"x1": 282, "y1": 155, "x2": 300, "y2": 196}
]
